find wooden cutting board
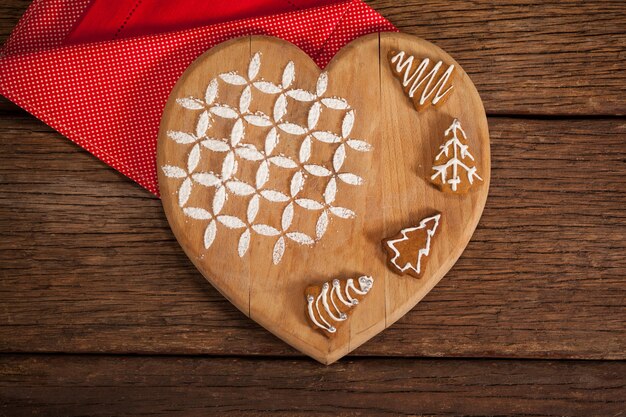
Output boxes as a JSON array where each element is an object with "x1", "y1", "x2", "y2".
[{"x1": 157, "y1": 33, "x2": 490, "y2": 364}]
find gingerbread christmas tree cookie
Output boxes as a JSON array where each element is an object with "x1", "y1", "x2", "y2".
[
  {"x1": 384, "y1": 214, "x2": 441, "y2": 278},
  {"x1": 305, "y1": 276, "x2": 374, "y2": 336},
  {"x1": 431, "y1": 119, "x2": 482, "y2": 193},
  {"x1": 388, "y1": 49, "x2": 455, "y2": 112}
]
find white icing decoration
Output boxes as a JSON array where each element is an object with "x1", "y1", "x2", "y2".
[
  {"x1": 431, "y1": 119, "x2": 483, "y2": 192},
  {"x1": 390, "y1": 50, "x2": 454, "y2": 107},
  {"x1": 160, "y1": 52, "x2": 370, "y2": 264},
  {"x1": 386, "y1": 214, "x2": 441, "y2": 276},
  {"x1": 306, "y1": 276, "x2": 374, "y2": 334}
]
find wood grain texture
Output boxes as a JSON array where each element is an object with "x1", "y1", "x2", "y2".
[
  {"x1": 367, "y1": 0, "x2": 626, "y2": 116},
  {"x1": 1, "y1": 0, "x2": 625, "y2": 115},
  {"x1": 1, "y1": 115, "x2": 623, "y2": 359},
  {"x1": 1, "y1": 354, "x2": 624, "y2": 416}
]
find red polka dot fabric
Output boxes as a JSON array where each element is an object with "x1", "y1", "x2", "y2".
[{"x1": 0, "y1": 0, "x2": 397, "y2": 196}]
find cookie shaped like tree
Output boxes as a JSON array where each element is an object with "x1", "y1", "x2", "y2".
[
  {"x1": 431, "y1": 119, "x2": 482, "y2": 193},
  {"x1": 384, "y1": 214, "x2": 441, "y2": 278}
]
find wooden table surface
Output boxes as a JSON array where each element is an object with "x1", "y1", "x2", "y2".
[{"x1": 1, "y1": 1, "x2": 625, "y2": 415}]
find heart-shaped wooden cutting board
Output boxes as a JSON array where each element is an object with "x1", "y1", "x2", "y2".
[{"x1": 157, "y1": 33, "x2": 490, "y2": 364}]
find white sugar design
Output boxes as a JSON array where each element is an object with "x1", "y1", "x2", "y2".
[{"x1": 161, "y1": 52, "x2": 372, "y2": 264}]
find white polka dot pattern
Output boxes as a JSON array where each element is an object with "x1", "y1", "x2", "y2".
[{"x1": 0, "y1": 0, "x2": 397, "y2": 196}]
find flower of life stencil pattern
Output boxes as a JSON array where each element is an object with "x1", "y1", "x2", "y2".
[{"x1": 161, "y1": 52, "x2": 372, "y2": 264}]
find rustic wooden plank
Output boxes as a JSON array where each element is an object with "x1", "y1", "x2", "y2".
[
  {"x1": 0, "y1": 115, "x2": 624, "y2": 359},
  {"x1": 1, "y1": 354, "x2": 623, "y2": 416},
  {"x1": 0, "y1": 0, "x2": 27, "y2": 36},
  {"x1": 1, "y1": 1, "x2": 625, "y2": 115},
  {"x1": 368, "y1": 0, "x2": 626, "y2": 116}
]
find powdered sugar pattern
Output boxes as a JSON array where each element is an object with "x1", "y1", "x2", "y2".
[{"x1": 161, "y1": 52, "x2": 371, "y2": 264}]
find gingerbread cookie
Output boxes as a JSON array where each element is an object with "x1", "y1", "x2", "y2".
[
  {"x1": 305, "y1": 276, "x2": 374, "y2": 336},
  {"x1": 384, "y1": 214, "x2": 441, "y2": 278},
  {"x1": 431, "y1": 119, "x2": 482, "y2": 193},
  {"x1": 388, "y1": 50, "x2": 454, "y2": 112}
]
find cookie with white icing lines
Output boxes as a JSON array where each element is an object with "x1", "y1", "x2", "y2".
[
  {"x1": 384, "y1": 214, "x2": 441, "y2": 278},
  {"x1": 306, "y1": 276, "x2": 374, "y2": 337},
  {"x1": 431, "y1": 119, "x2": 483, "y2": 194},
  {"x1": 388, "y1": 49, "x2": 455, "y2": 112}
]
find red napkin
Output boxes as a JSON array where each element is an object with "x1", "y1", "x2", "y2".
[{"x1": 0, "y1": 0, "x2": 396, "y2": 195}]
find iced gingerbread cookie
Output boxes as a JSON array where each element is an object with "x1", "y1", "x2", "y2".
[
  {"x1": 306, "y1": 276, "x2": 374, "y2": 336},
  {"x1": 383, "y1": 214, "x2": 441, "y2": 278},
  {"x1": 388, "y1": 49, "x2": 455, "y2": 112},
  {"x1": 431, "y1": 119, "x2": 482, "y2": 193}
]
